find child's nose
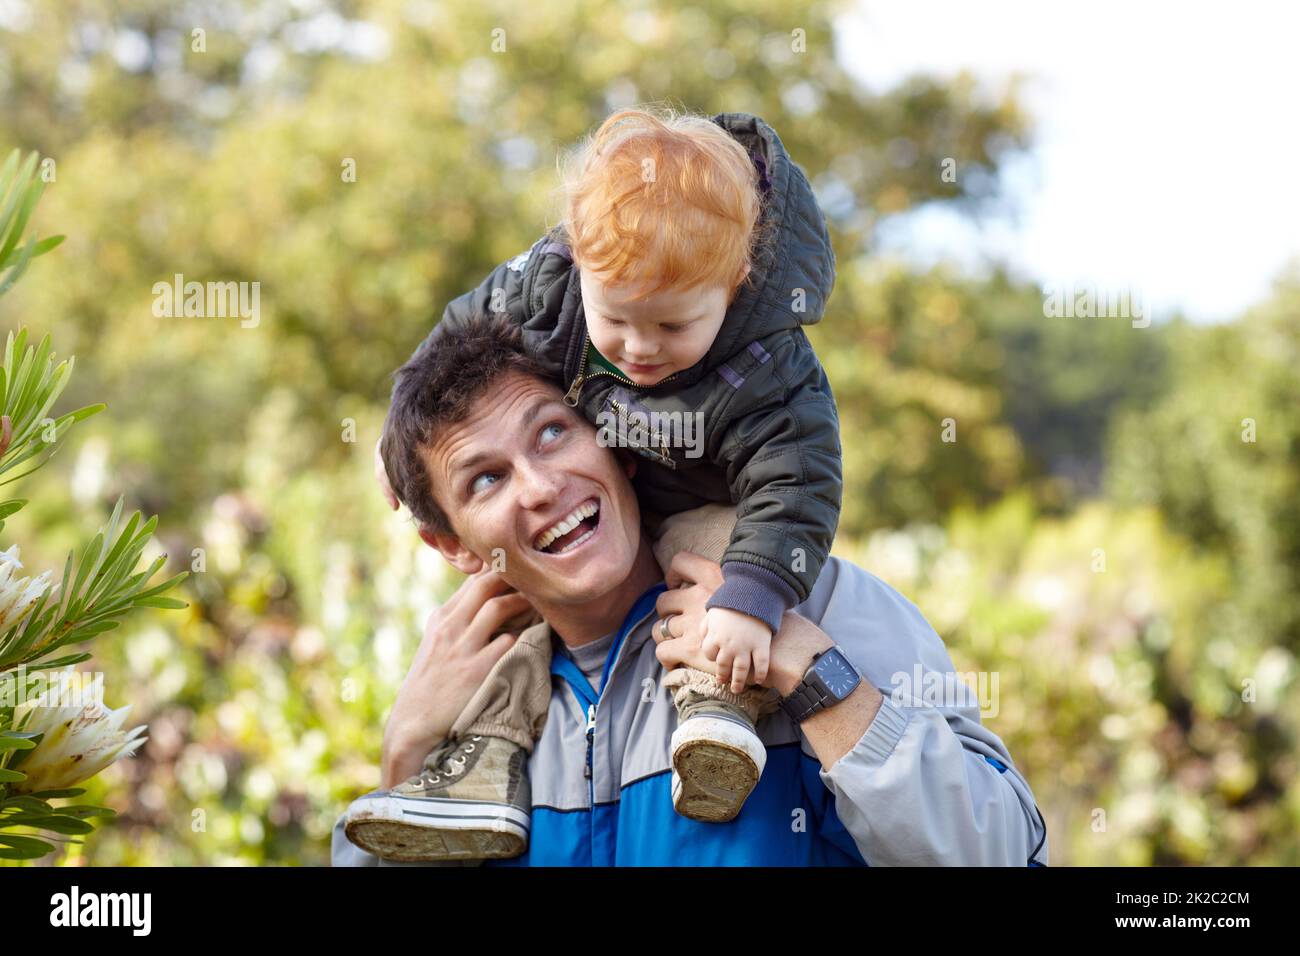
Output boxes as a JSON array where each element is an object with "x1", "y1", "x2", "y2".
[{"x1": 624, "y1": 332, "x2": 657, "y2": 358}]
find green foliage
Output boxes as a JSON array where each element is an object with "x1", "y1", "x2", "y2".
[
  {"x1": 0, "y1": 496, "x2": 189, "y2": 672},
  {"x1": 1, "y1": 328, "x2": 105, "y2": 532},
  {"x1": 0, "y1": 150, "x2": 65, "y2": 296},
  {"x1": 0, "y1": 139, "x2": 186, "y2": 860},
  {"x1": 853, "y1": 494, "x2": 1295, "y2": 865},
  {"x1": 1108, "y1": 279, "x2": 1300, "y2": 653},
  {"x1": 0, "y1": 778, "x2": 114, "y2": 861}
]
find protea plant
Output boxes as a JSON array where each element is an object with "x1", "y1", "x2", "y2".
[
  {"x1": 10, "y1": 696, "x2": 148, "y2": 794},
  {"x1": 0, "y1": 149, "x2": 187, "y2": 861},
  {"x1": 0, "y1": 545, "x2": 54, "y2": 633}
]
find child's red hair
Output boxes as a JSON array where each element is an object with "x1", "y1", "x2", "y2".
[{"x1": 559, "y1": 106, "x2": 762, "y2": 302}]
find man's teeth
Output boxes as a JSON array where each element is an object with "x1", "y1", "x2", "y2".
[{"x1": 534, "y1": 501, "x2": 599, "y2": 552}]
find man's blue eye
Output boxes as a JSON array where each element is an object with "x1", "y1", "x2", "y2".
[
  {"x1": 470, "y1": 473, "x2": 499, "y2": 494},
  {"x1": 541, "y1": 422, "x2": 565, "y2": 444}
]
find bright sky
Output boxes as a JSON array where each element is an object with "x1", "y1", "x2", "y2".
[{"x1": 835, "y1": 0, "x2": 1300, "y2": 321}]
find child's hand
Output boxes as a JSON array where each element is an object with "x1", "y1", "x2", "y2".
[{"x1": 701, "y1": 607, "x2": 772, "y2": 694}]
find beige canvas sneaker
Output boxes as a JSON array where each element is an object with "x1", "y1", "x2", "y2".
[{"x1": 342, "y1": 735, "x2": 530, "y2": 862}]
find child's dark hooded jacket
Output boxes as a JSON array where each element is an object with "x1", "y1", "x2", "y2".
[{"x1": 413, "y1": 112, "x2": 840, "y2": 631}]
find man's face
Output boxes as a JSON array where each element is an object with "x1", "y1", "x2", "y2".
[
  {"x1": 424, "y1": 371, "x2": 644, "y2": 605},
  {"x1": 580, "y1": 269, "x2": 736, "y2": 386}
]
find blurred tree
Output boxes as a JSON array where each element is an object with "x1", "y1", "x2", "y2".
[
  {"x1": 1, "y1": 0, "x2": 1033, "y2": 529},
  {"x1": 1108, "y1": 271, "x2": 1300, "y2": 653}
]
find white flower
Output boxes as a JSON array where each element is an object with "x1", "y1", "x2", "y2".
[
  {"x1": 11, "y1": 697, "x2": 147, "y2": 793},
  {"x1": 0, "y1": 544, "x2": 56, "y2": 633}
]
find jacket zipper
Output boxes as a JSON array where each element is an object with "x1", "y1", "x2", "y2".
[
  {"x1": 584, "y1": 703, "x2": 596, "y2": 781},
  {"x1": 608, "y1": 397, "x2": 673, "y2": 463},
  {"x1": 577, "y1": 587, "x2": 669, "y2": 865},
  {"x1": 563, "y1": 331, "x2": 681, "y2": 406}
]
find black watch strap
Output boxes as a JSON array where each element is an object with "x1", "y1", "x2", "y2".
[
  {"x1": 779, "y1": 679, "x2": 832, "y2": 723},
  {"x1": 779, "y1": 648, "x2": 859, "y2": 723}
]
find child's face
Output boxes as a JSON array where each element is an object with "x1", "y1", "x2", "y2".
[{"x1": 580, "y1": 269, "x2": 741, "y2": 386}]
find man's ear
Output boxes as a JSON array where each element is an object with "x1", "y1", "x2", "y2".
[{"x1": 418, "y1": 525, "x2": 485, "y2": 575}]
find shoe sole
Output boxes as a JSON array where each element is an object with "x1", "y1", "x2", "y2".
[
  {"x1": 343, "y1": 795, "x2": 529, "y2": 862},
  {"x1": 671, "y1": 717, "x2": 766, "y2": 823}
]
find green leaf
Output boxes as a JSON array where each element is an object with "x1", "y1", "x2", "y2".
[
  {"x1": 60, "y1": 804, "x2": 116, "y2": 819},
  {"x1": 5, "y1": 814, "x2": 94, "y2": 834},
  {"x1": 135, "y1": 596, "x2": 189, "y2": 609},
  {"x1": 1, "y1": 795, "x2": 51, "y2": 812},
  {"x1": 0, "y1": 835, "x2": 55, "y2": 859},
  {"x1": 30, "y1": 234, "x2": 64, "y2": 257},
  {"x1": 23, "y1": 651, "x2": 92, "y2": 669},
  {"x1": 23, "y1": 788, "x2": 86, "y2": 800}
]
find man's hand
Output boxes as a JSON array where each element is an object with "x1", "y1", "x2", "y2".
[
  {"x1": 654, "y1": 553, "x2": 772, "y2": 692},
  {"x1": 381, "y1": 570, "x2": 534, "y2": 788},
  {"x1": 375, "y1": 438, "x2": 399, "y2": 511},
  {"x1": 655, "y1": 552, "x2": 835, "y2": 695}
]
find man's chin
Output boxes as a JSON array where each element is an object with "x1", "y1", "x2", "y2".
[{"x1": 523, "y1": 534, "x2": 633, "y2": 603}]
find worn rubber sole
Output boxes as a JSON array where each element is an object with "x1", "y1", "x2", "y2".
[
  {"x1": 671, "y1": 716, "x2": 766, "y2": 823},
  {"x1": 343, "y1": 795, "x2": 529, "y2": 862}
]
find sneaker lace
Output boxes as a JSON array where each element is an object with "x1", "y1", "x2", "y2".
[{"x1": 407, "y1": 735, "x2": 483, "y2": 787}]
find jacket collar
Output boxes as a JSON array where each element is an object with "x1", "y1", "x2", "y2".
[{"x1": 548, "y1": 581, "x2": 667, "y2": 708}]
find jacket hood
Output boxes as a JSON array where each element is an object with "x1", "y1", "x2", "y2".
[{"x1": 703, "y1": 112, "x2": 836, "y2": 367}]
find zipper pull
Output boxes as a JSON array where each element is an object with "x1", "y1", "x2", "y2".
[
  {"x1": 563, "y1": 372, "x2": 585, "y2": 407},
  {"x1": 584, "y1": 704, "x2": 596, "y2": 780}
]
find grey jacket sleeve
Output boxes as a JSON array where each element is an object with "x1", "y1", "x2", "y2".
[
  {"x1": 705, "y1": 329, "x2": 843, "y2": 632},
  {"x1": 804, "y1": 558, "x2": 1049, "y2": 866}
]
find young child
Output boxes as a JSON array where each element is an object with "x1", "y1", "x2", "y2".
[{"x1": 346, "y1": 108, "x2": 840, "y2": 861}]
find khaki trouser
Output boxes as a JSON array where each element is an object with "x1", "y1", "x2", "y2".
[{"x1": 447, "y1": 504, "x2": 777, "y2": 751}]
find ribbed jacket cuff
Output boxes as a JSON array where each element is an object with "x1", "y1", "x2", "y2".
[
  {"x1": 848, "y1": 694, "x2": 910, "y2": 767},
  {"x1": 705, "y1": 562, "x2": 800, "y2": 634}
]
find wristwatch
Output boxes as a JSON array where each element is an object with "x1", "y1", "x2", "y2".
[{"x1": 778, "y1": 646, "x2": 862, "y2": 723}]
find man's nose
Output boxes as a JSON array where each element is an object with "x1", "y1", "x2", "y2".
[{"x1": 514, "y1": 456, "x2": 564, "y2": 509}]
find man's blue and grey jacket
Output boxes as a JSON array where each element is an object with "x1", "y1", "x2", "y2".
[{"x1": 332, "y1": 556, "x2": 1049, "y2": 866}]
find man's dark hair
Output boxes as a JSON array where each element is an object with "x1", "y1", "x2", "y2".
[{"x1": 381, "y1": 314, "x2": 549, "y2": 534}]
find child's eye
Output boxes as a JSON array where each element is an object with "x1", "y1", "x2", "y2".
[
  {"x1": 540, "y1": 422, "x2": 565, "y2": 444},
  {"x1": 605, "y1": 318, "x2": 624, "y2": 328},
  {"x1": 661, "y1": 324, "x2": 686, "y2": 333},
  {"x1": 470, "y1": 472, "x2": 500, "y2": 494}
]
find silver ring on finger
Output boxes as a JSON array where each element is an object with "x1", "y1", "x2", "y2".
[{"x1": 658, "y1": 615, "x2": 677, "y2": 641}]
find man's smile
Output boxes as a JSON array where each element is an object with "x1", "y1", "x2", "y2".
[{"x1": 532, "y1": 497, "x2": 602, "y2": 555}]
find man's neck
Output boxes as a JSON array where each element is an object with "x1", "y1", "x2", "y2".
[{"x1": 533, "y1": 538, "x2": 663, "y2": 648}]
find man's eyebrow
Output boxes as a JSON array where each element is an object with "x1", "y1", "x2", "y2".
[
  {"x1": 448, "y1": 448, "x2": 492, "y2": 485},
  {"x1": 519, "y1": 397, "x2": 549, "y2": 431}
]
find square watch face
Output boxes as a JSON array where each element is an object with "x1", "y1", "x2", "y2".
[{"x1": 814, "y1": 649, "x2": 860, "y2": 698}]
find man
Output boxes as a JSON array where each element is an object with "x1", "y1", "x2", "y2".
[{"x1": 332, "y1": 316, "x2": 1048, "y2": 866}]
